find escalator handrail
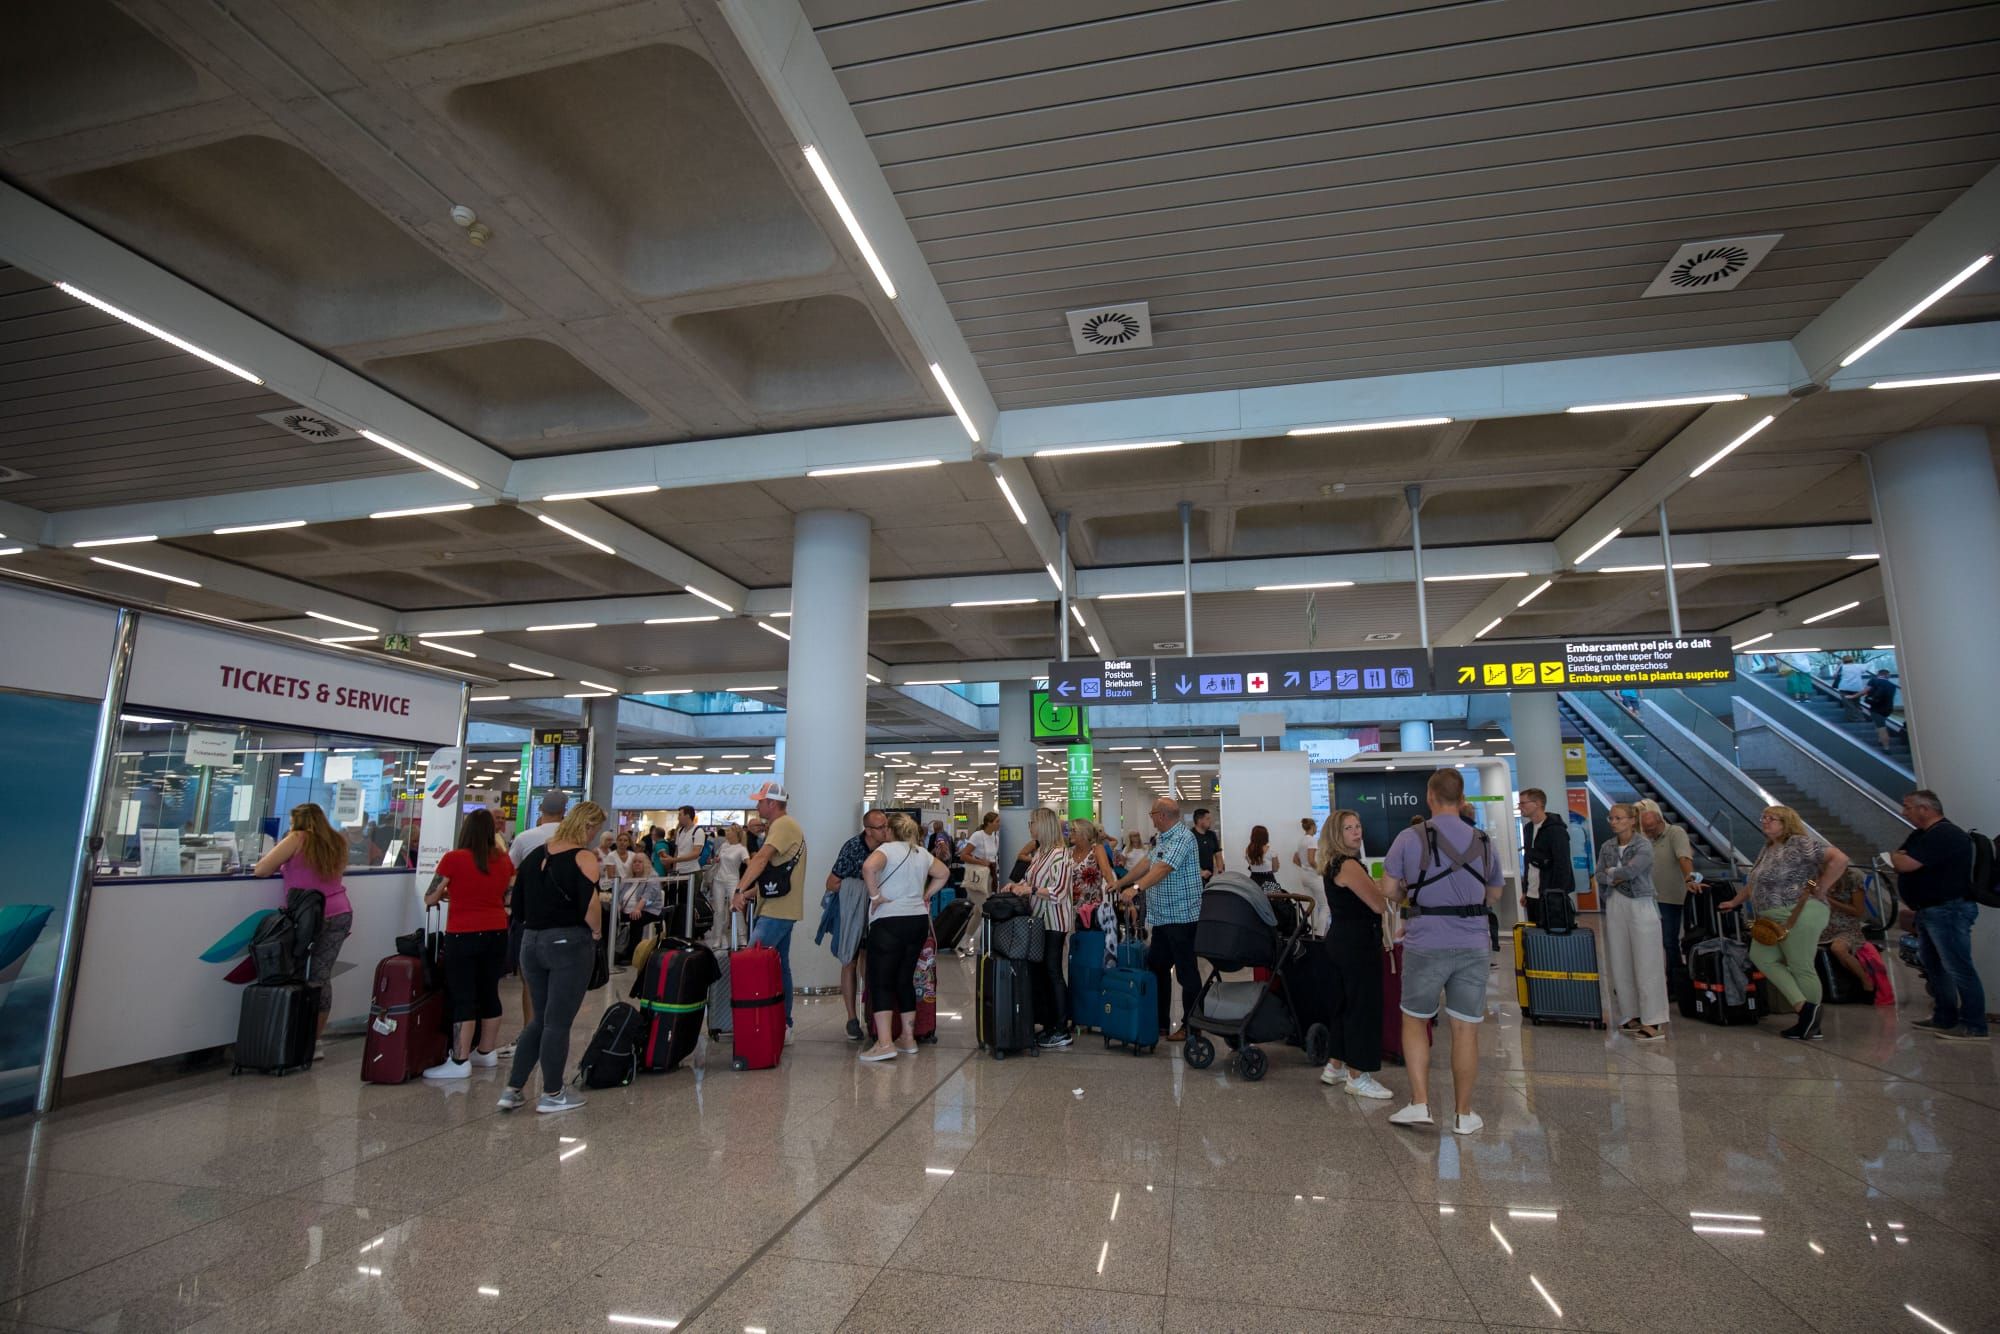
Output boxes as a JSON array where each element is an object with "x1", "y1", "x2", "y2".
[
  {"x1": 1562, "y1": 693, "x2": 1752, "y2": 871},
  {"x1": 1730, "y1": 695, "x2": 1915, "y2": 830}
]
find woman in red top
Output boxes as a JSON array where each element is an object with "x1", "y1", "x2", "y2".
[{"x1": 422, "y1": 807, "x2": 514, "y2": 1078}]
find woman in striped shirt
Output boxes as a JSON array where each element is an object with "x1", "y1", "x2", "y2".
[{"x1": 1005, "y1": 807, "x2": 1077, "y2": 1049}]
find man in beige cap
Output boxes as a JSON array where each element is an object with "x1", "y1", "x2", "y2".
[{"x1": 732, "y1": 781, "x2": 806, "y2": 1036}]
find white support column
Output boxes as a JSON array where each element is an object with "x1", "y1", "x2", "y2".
[
  {"x1": 785, "y1": 509, "x2": 871, "y2": 993},
  {"x1": 998, "y1": 680, "x2": 1037, "y2": 867},
  {"x1": 1399, "y1": 721, "x2": 1434, "y2": 753},
  {"x1": 1869, "y1": 425, "x2": 2000, "y2": 993},
  {"x1": 1509, "y1": 692, "x2": 1566, "y2": 815}
]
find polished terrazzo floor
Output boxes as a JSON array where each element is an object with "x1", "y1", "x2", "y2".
[{"x1": 3, "y1": 935, "x2": 1997, "y2": 1333}]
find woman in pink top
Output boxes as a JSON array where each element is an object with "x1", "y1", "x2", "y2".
[{"x1": 253, "y1": 802, "x2": 353, "y2": 1050}]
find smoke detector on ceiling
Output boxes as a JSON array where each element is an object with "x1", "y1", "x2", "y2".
[
  {"x1": 257, "y1": 409, "x2": 359, "y2": 443},
  {"x1": 1642, "y1": 234, "x2": 1782, "y2": 298},
  {"x1": 1066, "y1": 301, "x2": 1154, "y2": 355}
]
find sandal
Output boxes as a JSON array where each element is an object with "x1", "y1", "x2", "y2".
[
  {"x1": 1633, "y1": 1024, "x2": 1665, "y2": 1041},
  {"x1": 1621, "y1": 1018, "x2": 1643, "y2": 1031}
]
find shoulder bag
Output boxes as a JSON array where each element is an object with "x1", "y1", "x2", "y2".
[{"x1": 758, "y1": 844, "x2": 802, "y2": 900}]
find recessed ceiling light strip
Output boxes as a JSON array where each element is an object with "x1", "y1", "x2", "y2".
[
  {"x1": 1565, "y1": 393, "x2": 1746, "y2": 413},
  {"x1": 214, "y1": 520, "x2": 306, "y2": 534},
  {"x1": 1032, "y1": 440, "x2": 1182, "y2": 457},
  {"x1": 358, "y1": 429, "x2": 480, "y2": 491},
  {"x1": 1687, "y1": 414, "x2": 1777, "y2": 478},
  {"x1": 1287, "y1": 416, "x2": 1450, "y2": 436},
  {"x1": 1840, "y1": 254, "x2": 1993, "y2": 367},
  {"x1": 89, "y1": 556, "x2": 200, "y2": 587},
  {"x1": 539, "y1": 485, "x2": 660, "y2": 501},
  {"x1": 535, "y1": 513, "x2": 615, "y2": 555},
  {"x1": 370, "y1": 503, "x2": 473, "y2": 520},
  {"x1": 802, "y1": 146, "x2": 897, "y2": 299},
  {"x1": 929, "y1": 363, "x2": 980, "y2": 443},
  {"x1": 56, "y1": 282, "x2": 263, "y2": 384},
  {"x1": 806, "y1": 458, "x2": 942, "y2": 478}
]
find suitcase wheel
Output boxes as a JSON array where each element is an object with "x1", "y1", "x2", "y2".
[
  {"x1": 991, "y1": 1049, "x2": 1008, "y2": 1061},
  {"x1": 732, "y1": 1057, "x2": 746, "y2": 1071},
  {"x1": 1530, "y1": 1018, "x2": 1543, "y2": 1026}
]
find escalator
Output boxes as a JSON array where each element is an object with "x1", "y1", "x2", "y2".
[{"x1": 1557, "y1": 696, "x2": 1738, "y2": 871}]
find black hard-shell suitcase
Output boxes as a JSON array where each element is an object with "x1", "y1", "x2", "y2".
[
  {"x1": 977, "y1": 954, "x2": 1035, "y2": 1057},
  {"x1": 637, "y1": 943, "x2": 717, "y2": 1073},
  {"x1": 234, "y1": 982, "x2": 317, "y2": 1075}
]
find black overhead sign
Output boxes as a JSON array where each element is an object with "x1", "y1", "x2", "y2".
[
  {"x1": 1433, "y1": 636, "x2": 1737, "y2": 693},
  {"x1": 1046, "y1": 657, "x2": 1149, "y2": 702},
  {"x1": 1047, "y1": 650, "x2": 1432, "y2": 704}
]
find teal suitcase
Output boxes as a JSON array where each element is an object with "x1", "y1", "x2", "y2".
[{"x1": 1099, "y1": 967, "x2": 1158, "y2": 1055}]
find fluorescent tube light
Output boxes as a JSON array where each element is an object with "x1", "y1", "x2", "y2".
[
  {"x1": 1846, "y1": 553, "x2": 1879, "y2": 561},
  {"x1": 0, "y1": 548, "x2": 21, "y2": 557},
  {"x1": 1032, "y1": 440, "x2": 1182, "y2": 457},
  {"x1": 422, "y1": 640, "x2": 477, "y2": 658},
  {"x1": 1088, "y1": 635, "x2": 1101, "y2": 653},
  {"x1": 73, "y1": 535, "x2": 157, "y2": 548},
  {"x1": 1688, "y1": 414, "x2": 1776, "y2": 478},
  {"x1": 56, "y1": 282, "x2": 262, "y2": 384},
  {"x1": 1736, "y1": 632, "x2": 1773, "y2": 648},
  {"x1": 684, "y1": 586, "x2": 735, "y2": 613},
  {"x1": 1566, "y1": 393, "x2": 1746, "y2": 413},
  {"x1": 866, "y1": 673, "x2": 882, "y2": 684},
  {"x1": 930, "y1": 362, "x2": 980, "y2": 443},
  {"x1": 370, "y1": 503, "x2": 473, "y2": 519},
  {"x1": 757, "y1": 621, "x2": 791, "y2": 641},
  {"x1": 1801, "y1": 600, "x2": 1860, "y2": 625},
  {"x1": 1476, "y1": 617, "x2": 1503, "y2": 639},
  {"x1": 358, "y1": 429, "x2": 480, "y2": 490},
  {"x1": 506, "y1": 663, "x2": 556, "y2": 678},
  {"x1": 1573, "y1": 528, "x2": 1622, "y2": 565},
  {"x1": 1426, "y1": 571, "x2": 1530, "y2": 583},
  {"x1": 640, "y1": 689, "x2": 692, "y2": 696},
  {"x1": 1597, "y1": 562, "x2": 1712, "y2": 573},
  {"x1": 90, "y1": 556, "x2": 199, "y2": 587},
  {"x1": 645, "y1": 614, "x2": 721, "y2": 625},
  {"x1": 726, "y1": 685, "x2": 778, "y2": 692},
  {"x1": 1070, "y1": 604, "x2": 1087, "y2": 628},
  {"x1": 806, "y1": 458, "x2": 942, "y2": 478},
  {"x1": 906, "y1": 679, "x2": 961, "y2": 686},
  {"x1": 1045, "y1": 563, "x2": 1063, "y2": 591},
  {"x1": 306, "y1": 610, "x2": 379, "y2": 633},
  {"x1": 539, "y1": 485, "x2": 659, "y2": 501},
  {"x1": 1517, "y1": 579, "x2": 1553, "y2": 607},
  {"x1": 525, "y1": 622, "x2": 595, "y2": 632},
  {"x1": 1287, "y1": 416, "x2": 1450, "y2": 436},
  {"x1": 535, "y1": 513, "x2": 614, "y2": 555},
  {"x1": 1097, "y1": 590, "x2": 1181, "y2": 600},
  {"x1": 802, "y1": 145, "x2": 896, "y2": 299},
  {"x1": 317, "y1": 635, "x2": 373, "y2": 644},
  {"x1": 950, "y1": 598, "x2": 1040, "y2": 608},
  {"x1": 418, "y1": 628, "x2": 484, "y2": 637},
  {"x1": 1869, "y1": 370, "x2": 2000, "y2": 390},
  {"x1": 578, "y1": 680, "x2": 618, "y2": 692},
  {"x1": 564, "y1": 691, "x2": 613, "y2": 699},
  {"x1": 214, "y1": 520, "x2": 306, "y2": 534},
  {"x1": 995, "y1": 475, "x2": 1029, "y2": 525},
  {"x1": 1841, "y1": 254, "x2": 1993, "y2": 366},
  {"x1": 1254, "y1": 580, "x2": 1355, "y2": 591},
  {"x1": 470, "y1": 694, "x2": 510, "y2": 702}
]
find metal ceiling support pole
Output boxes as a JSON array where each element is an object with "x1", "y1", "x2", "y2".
[
  {"x1": 1658, "y1": 501, "x2": 1683, "y2": 638},
  {"x1": 1057, "y1": 510, "x2": 1071, "y2": 662},
  {"x1": 1179, "y1": 501, "x2": 1195, "y2": 653},
  {"x1": 1406, "y1": 485, "x2": 1430, "y2": 649}
]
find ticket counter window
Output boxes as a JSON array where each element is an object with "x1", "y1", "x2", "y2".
[{"x1": 97, "y1": 713, "x2": 421, "y2": 877}]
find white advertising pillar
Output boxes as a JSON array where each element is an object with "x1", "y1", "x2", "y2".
[
  {"x1": 998, "y1": 679, "x2": 1037, "y2": 867},
  {"x1": 785, "y1": 509, "x2": 871, "y2": 992},
  {"x1": 1870, "y1": 425, "x2": 2000, "y2": 993}
]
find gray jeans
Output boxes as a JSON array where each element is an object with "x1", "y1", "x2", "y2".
[{"x1": 508, "y1": 926, "x2": 597, "y2": 1094}]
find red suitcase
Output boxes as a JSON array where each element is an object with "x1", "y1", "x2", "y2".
[
  {"x1": 362, "y1": 954, "x2": 448, "y2": 1084},
  {"x1": 1379, "y1": 943, "x2": 1434, "y2": 1066},
  {"x1": 730, "y1": 941, "x2": 785, "y2": 1070}
]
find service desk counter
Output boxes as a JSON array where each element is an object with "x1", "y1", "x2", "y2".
[{"x1": 63, "y1": 868, "x2": 424, "y2": 1078}]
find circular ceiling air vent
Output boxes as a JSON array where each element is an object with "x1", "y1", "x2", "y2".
[
  {"x1": 257, "y1": 409, "x2": 359, "y2": 443},
  {"x1": 1667, "y1": 245, "x2": 1753, "y2": 290},
  {"x1": 1080, "y1": 311, "x2": 1143, "y2": 346}
]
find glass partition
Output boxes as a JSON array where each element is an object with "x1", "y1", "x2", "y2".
[{"x1": 95, "y1": 711, "x2": 422, "y2": 877}]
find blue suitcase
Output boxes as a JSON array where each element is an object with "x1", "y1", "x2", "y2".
[
  {"x1": 1115, "y1": 938, "x2": 1147, "y2": 971},
  {"x1": 1068, "y1": 930, "x2": 1107, "y2": 1031},
  {"x1": 1099, "y1": 967, "x2": 1159, "y2": 1055}
]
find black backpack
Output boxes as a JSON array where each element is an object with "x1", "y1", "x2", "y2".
[
  {"x1": 576, "y1": 1002, "x2": 642, "y2": 1089},
  {"x1": 249, "y1": 889, "x2": 324, "y2": 984},
  {"x1": 1970, "y1": 829, "x2": 1999, "y2": 909}
]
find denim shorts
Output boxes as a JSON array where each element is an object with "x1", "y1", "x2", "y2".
[{"x1": 1399, "y1": 947, "x2": 1489, "y2": 1024}]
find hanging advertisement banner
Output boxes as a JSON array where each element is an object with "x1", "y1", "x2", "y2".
[
  {"x1": 416, "y1": 746, "x2": 462, "y2": 878},
  {"x1": 1065, "y1": 745, "x2": 1094, "y2": 819}
]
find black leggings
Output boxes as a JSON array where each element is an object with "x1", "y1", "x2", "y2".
[
  {"x1": 443, "y1": 929, "x2": 509, "y2": 1023},
  {"x1": 866, "y1": 914, "x2": 930, "y2": 1014},
  {"x1": 1030, "y1": 928, "x2": 1069, "y2": 1033},
  {"x1": 1322, "y1": 920, "x2": 1385, "y2": 1074}
]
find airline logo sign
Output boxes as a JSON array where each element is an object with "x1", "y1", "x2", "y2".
[{"x1": 1437, "y1": 636, "x2": 1735, "y2": 693}]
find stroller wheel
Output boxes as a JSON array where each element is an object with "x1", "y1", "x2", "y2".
[
  {"x1": 1303, "y1": 1023, "x2": 1331, "y2": 1066},
  {"x1": 1184, "y1": 1032, "x2": 1215, "y2": 1070},
  {"x1": 1238, "y1": 1045, "x2": 1269, "y2": 1082}
]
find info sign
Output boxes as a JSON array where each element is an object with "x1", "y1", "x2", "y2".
[{"x1": 1434, "y1": 636, "x2": 1736, "y2": 693}]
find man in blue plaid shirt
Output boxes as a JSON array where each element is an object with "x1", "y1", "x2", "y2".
[
  {"x1": 824, "y1": 809, "x2": 889, "y2": 1042},
  {"x1": 1115, "y1": 797, "x2": 1204, "y2": 1042}
]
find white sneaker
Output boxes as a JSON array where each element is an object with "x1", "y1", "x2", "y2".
[
  {"x1": 1452, "y1": 1111, "x2": 1484, "y2": 1136},
  {"x1": 1320, "y1": 1061, "x2": 1346, "y2": 1086},
  {"x1": 314, "y1": 1044, "x2": 326, "y2": 1061},
  {"x1": 468, "y1": 1049, "x2": 499, "y2": 1068},
  {"x1": 1389, "y1": 1102, "x2": 1435, "y2": 1128},
  {"x1": 1346, "y1": 1072, "x2": 1394, "y2": 1100},
  {"x1": 535, "y1": 1089, "x2": 585, "y2": 1114},
  {"x1": 422, "y1": 1057, "x2": 470, "y2": 1080}
]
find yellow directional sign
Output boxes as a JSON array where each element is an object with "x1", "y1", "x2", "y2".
[
  {"x1": 1482, "y1": 663, "x2": 1508, "y2": 686},
  {"x1": 1457, "y1": 665, "x2": 1476, "y2": 685},
  {"x1": 1510, "y1": 662, "x2": 1536, "y2": 685},
  {"x1": 1539, "y1": 661, "x2": 1565, "y2": 684}
]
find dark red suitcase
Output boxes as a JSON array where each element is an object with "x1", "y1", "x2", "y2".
[
  {"x1": 637, "y1": 944, "x2": 717, "y2": 1073},
  {"x1": 1380, "y1": 943, "x2": 1435, "y2": 1065},
  {"x1": 731, "y1": 941, "x2": 785, "y2": 1070},
  {"x1": 362, "y1": 954, "x2": 448, "y2": 1083}
]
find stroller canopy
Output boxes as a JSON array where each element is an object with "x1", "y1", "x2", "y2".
[
  {"x1": 1205, "y1": 872, "x2": 1277, "y2": 927},
  {"x1": 1195, "y1": 873, "x2": 1280, "y2": 970}
]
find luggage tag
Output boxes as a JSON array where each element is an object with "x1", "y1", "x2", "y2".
[{"x1": 371, "y1": 1013, "x2": 398, "y2": 1036}]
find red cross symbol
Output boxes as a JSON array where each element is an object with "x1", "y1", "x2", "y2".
[{"x1": 1250, "y1": 675, "x2": 1265, "y2": 689}]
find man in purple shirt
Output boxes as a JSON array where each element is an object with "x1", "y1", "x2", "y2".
[{"x1": 1383, "y1": 768, "x2": 1503, "y2": 1135}]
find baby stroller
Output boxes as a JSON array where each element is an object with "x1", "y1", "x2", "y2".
[{"x1": 1182, "y1": 874, "x2": 1331, "y2": 1081}]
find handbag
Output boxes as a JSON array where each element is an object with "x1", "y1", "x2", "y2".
[
  {"x1": 1751, "y1": 887, "x2": 1814, "y2": 947},
  {"x1": 757, "y1": 847, "x2": 801, "y2": 900}
]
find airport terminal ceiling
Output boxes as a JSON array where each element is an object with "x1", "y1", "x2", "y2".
[{"x1": 1, "y1": 0, "x2": 1997, "y2": 735}]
